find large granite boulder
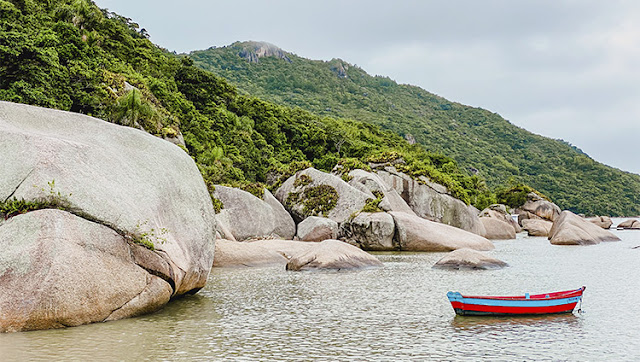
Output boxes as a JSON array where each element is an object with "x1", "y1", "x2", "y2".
[
  {"x1": 549, "y1": 211, "x2": 621, "y2": 245},
  {"x1": 275, "y1": 168, "x2": 371, "y2": 224},
  {"x1": 286, "y1": 239, "x2": 383, "y2": 271},
  {"x1": 433, "y1": 248, "x2": 508, "y2": 270},
  {"x1": 213, "y1": 239, "x2": 325, "y2": 268},
  {"x1": 617, "y1": 219, "x2": 640, "y2": 229},
  {"x1": 213, "y1": 186, "x2": 295, "y2": 241},
  {"x1": 346, "y1": 169, "x2": 415, "y2": 214},
  {"x1": 0, "y1": 102, "x2": 216, "y2": 332},
  {"x1": 375, "y1": 166, "x2": 485, "y2": 235},
  {"x1": 296, "y1": 216, "x2": 338, "y2": 242},
  {"x1": 340, "y1": 212, "x2": 396, "y2": 251},
  {"x1": 586, "y1": 216, "x2": 613, "y2": 229},
  {"x1": 389, "y1": 211, "x2": 494, "y2": 251},
  {"x1": 478, "y1": 205, "x2": 519, "y2": 239},
  {"x1": 480, "y1": 217, "x2": 516, "y2": 240},
  {"x1": 518, "y1": 192, "x2": 561, "y2": 224},
  {"x1": 521, "y1": 219, "x2": 553, "y2": 237}
]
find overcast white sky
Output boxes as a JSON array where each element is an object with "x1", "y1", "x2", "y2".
[{"x1": 95, "y1": 0, "x2": 640, "y2": 175}]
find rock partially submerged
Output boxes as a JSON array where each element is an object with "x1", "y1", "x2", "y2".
[
  {"x1": 480, "y1": 217, "x2": 516, "y2": 240},
  {"x1": 433, "y1": 248, "x2": 508, "y2": 270},
  {"x1": 214, "y1": 186, "x2": 295, "y2": 241},
  {"x1": 586, "y1": 216, "x2": 613, "y2": 229},
  {"x1": 549, "y1": 211, "x2": 621, "y2": 245},
  {"x1": 296, "y1": 216, "x2": 338, "y2": 242},
  {"x1": 521, "y1": 219, "x2": 553, "y2": 237},
  {"x1": 390, "y1": 212, "x2": 494, "y2": 251},
  {"x1": 340, "y1": 212, "x2": 396, "y2": 251},
  {"x1": 286, "y1": 239, "x2": 383, "y2": 271},
  {"x1": 617, "y1": 219, "x2": 640, "y2": 229},
  {"x1": 0, "y1": 102, "x2": 215, "y2": 332},
  {"x1": 517, "y1": 193, "x2": 561, "y2": 224}
]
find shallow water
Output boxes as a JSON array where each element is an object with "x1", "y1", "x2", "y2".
[{"x1": 2, "y1": 219, "x2": 640, "y2": 361}]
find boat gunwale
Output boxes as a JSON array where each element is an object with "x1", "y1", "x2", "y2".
[{"x1": 453, "y1": 286, "x2": 585, "y2": 302}]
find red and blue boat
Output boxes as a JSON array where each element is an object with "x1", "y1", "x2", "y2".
[{"x1": 447, "y1": 286, "x2": 585, "y2": 316}]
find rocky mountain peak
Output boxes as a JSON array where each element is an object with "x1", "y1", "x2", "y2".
[{"x1": 233, "y1": 41, "x2": 292, "y2": 63}]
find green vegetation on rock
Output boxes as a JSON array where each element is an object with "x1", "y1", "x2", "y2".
[{"x1": 190, "y1": 41, "x2": 640, "y2": 216}]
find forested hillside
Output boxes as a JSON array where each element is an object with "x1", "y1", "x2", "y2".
[
  {"x1": 190, "y1": 41, "x2": 640, "y2": 216},
  {"x1": 0, "y1": 0, "x2": 496, "y2": 210}
]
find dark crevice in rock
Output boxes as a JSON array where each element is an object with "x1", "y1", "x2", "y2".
[
  {"x1": 3, "y1": 168, "x2": 34, "y2": 203},
  {"x1": 103, "y1": 275, "x2": 154, "y2": 322}
]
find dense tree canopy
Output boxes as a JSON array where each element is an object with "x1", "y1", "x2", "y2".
[
  {"x1": 0, "y1": 0, "x2": 496, "y2": 209},
  {"x1": 190, "y1": 42, "x2": 640, "y2": 216}
]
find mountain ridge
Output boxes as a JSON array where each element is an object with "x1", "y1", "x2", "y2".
[{"x1": 190, "y1": 41, "x2": 640, "y2": 215}]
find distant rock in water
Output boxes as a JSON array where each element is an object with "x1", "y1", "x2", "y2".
[
  {"x1": 0, "y1": 101, "x2": 216, "y2": 332},
  {"x1": 617, "y1": 219, "x2": 640, "y2": 229},
  {"x1": 521, "y1": 219, "x2": 553, "y2": 237},
  {"x1": 586, "y1": 216, "x2": 613, "y2": 229},
  {"x1": 549, "y1": 211, "x2": 621, "y2": 245},
  {"x1": 234, "y1": 41, "x2": 292, "y2": 63},
  {"x1": 389, "y1": 211, "x2": 494, "y2": 252},
  {"x1": 479, "y1": 204, "x2": 519, "y2": 240},
  {"x1": 296, "y1": 216, "x2": 338, "y2": 242},
  {"x1": 433, "y1": 248, "x2": 508, "y2": 270},
  {"x1": 517, "y1": 192, "x2": 561, "y2": 225},
  {"x1": 286, "y1": 239, "x2": 383, "y2": 271}
]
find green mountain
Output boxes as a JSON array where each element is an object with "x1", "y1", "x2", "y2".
[
  {"x1": 189, "y1": 41, "x2": 640, "y2": 216},
  {"x1": 0, "y1": 0, "x2": 495, "y2": 209}
]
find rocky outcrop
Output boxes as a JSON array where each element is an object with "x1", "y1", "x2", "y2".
[
  {"x1": 617, "y1": 219, "x2": 640, "y2": 229},
  {"x1": 586, "y1": 216, "x2": 613, "y2": 229},
  {"x1": 213, "y1": 186, "x2": 295, "y2": 241},
  {"x1": 235, "y1": 41, "x2": 292, "y2": 63},
  {"x1": 0, "y1": 102, "x2": 216, "y2": 332},
  {"x1": 433, "y1": 248, "x2": 508, "y2": 270},
  {"x1": 340, "y1": 212, "x2": 396, "y2": 251},
  {"x1": 549, "y1": 211, "x2": 621, "y2": 245},
  {"x1": 296, "y1": 216, "x2": 338, "y2": 242},
  {"x1": 275, "y1": 168, "x2": 371, "y2": 224},
  {"x1": 389, "y1": 212, "x2": 494, "y2": 252},
  {"x1": 286, "y1": 239, "x2": 383, "y2": 271},
  {"x1": 521, "y1": 219, "x2": 553, "y2": 237},
  {"x1": 375, "y1": 166, "x2": 485, "y2": 235}
]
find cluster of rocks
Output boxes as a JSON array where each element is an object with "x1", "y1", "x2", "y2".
[{"x1": 2, "y1": 101, "x2": 634, "y2": 333}]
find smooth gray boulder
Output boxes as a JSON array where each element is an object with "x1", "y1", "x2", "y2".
[
  {"x1": 586, "y1": 216, "x2": 613, "y2": 229},
  {"x1": 390, "y1": 211, "x2": 494, "y2": 251},
  {"x1": 286, "y1": 239, "x2": 383, "y2": 271},
  {"x1": 480, "y1": 205, "x2": 521, "y2": 233},
  {"x1": 213, "y1": 186, "x2": 295, "y2": 241},
  {"x1": 433, "y1": 248, "x2": 508, "y2": 270},
  {"x1": 346, "y1": 169, "x2": 416, "y2": 214},
  {"x1": 549, "y1": 211, "x2": 621, "y2": 245},
  {"x1": 480, "y1": 217, "x2": 516, "y2": 240},
  {"x1": 0, "y1": 102, "x2": 216, "y2": 332},
  {"x1": 375, "y1": 166, "x2": 485, "y2": 235},
  {"x1": 617, "y1": 219, "x2": 640, "y2": 229},
  {"x1": 519, "y1": 193, "x2": 561, "y2": 223},
  {"x1": 296, "y1": 216, "x2": 338, "y2": 242},
  {"x1": 521, "y1": 219, "x2": 553, "y2": 237},
  {"x1": 213, "y1": 239, "x2": 288, "y2": 267},
  {"x1": 275, "y1": 168, "x2": 371, "y2": 224},
  {"x1": 340, "y1": 212, "x2": 396, "y2": 251}
]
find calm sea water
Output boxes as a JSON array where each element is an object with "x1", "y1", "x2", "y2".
[{"x1": 2, "y1": 219, "x2": 640, "y2": 361}]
